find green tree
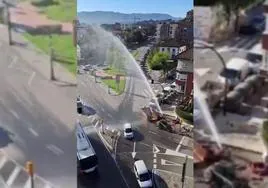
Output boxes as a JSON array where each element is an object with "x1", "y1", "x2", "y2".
[{"x1": 149, "y1": 52, "x2": 171, "y2": 79}]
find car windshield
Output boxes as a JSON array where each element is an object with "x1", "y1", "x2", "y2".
[
  {"x1": 125, "y1": 128, "x2": 132, "y2": 133},
  {"x1": 220, "y1": 68, "x2": 239, "y2": 79},
  {"x1": 139, "y1": 172, "x2": 150, "y2": 182}
]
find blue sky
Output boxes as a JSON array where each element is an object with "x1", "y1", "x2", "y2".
[{"x1": 77, "y1": 0, "x2": 193, "y2": 18}]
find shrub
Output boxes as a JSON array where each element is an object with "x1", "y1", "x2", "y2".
[
  {"x1": 262, "y1": 120, "x2": 268, "y2": 144},
  {"x1": 176, "y1": 106, "x2": 193, "y2": 122}
]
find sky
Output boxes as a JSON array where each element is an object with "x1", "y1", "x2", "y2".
[{"x1": 77, "y1": 0, "x2": 193, "y2": 18}]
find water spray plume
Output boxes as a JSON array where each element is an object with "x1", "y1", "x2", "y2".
[{"x1": 194, "y1": 82, "x2": 222, "y2": 148}]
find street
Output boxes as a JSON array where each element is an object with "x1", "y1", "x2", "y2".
[
  {"x1": 0, "y1": 38, "x2": 76, "y2": 187},
  {"x1": 78, "y1": 65, "x2": 193, "y2": 187},
  {"x1": 78, "y1": 125, "x2": 128, "y2": 188},
  {"x1": 116, "y1": 122, "x2": 193, "y2": 188}
]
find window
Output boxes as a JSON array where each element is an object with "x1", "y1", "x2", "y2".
[
  {"x1": 161, "y1": 48, "x2": 165, "y2": 52},
  {"x1": 167, "y1": 47, "x2": 170, "y2": 51},
  {"x1": 177, "y1": 73, "x2": 187, "y2": 81},
  {"x1": 181, "y1": 85, "x2": 185, "y2": 92}
]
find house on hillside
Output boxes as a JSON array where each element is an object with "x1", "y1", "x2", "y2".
[
  {"x1": 176, "y1": 48, "x2": 193, "y2": 95},
  {"x1": 158, "y1": 40, "x2": 187, "y2": 59}
]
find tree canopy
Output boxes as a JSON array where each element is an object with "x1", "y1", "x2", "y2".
[{"x1": 149, "y1": 52, "x2": 169, "y2": 70}]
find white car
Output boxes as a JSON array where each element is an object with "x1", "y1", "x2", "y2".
[
  {"x1": 123, "y1": 123, "x2": 134, "y2": 139},
  {"x1": 134, "y1": 160, "x2": 152, "y2": 188}
]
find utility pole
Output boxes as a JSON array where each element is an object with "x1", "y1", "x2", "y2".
[
  {"x1": 3, "y1": 0, "x2": 12, "y2": 45},
  {"x1": 49, "y1": 35, "x2": 55, "y2": 80},
  {"x1": 181, "y1": 156, "x2": 188, "y2": 188},
  {"x1": 25, "y1": 161, "x2": 34, "y2": 188}
]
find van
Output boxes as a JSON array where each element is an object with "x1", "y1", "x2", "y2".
[
  {"x1": 123, "y1": 123, "x2": 134, "y2": 139},
  {"x1": 134, "y1": 160, "x2": 152, "y2": 188},
  {"x1": 218, "y1": 58, "x2": 250, "y2": 88}
]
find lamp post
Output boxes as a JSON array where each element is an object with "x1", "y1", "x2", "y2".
[
  {"x1": 25, "y1": 161, "x2": 34, "y2": 188},
  {"x1": 194, "y1": 40, "x2": 227, "y2": 116},
  {"x1": 49, "y1": 35, "x2": 55, "y2": 80},
  {"x1": 3, "y1": 0, "x2": 12, "y2": 45}
]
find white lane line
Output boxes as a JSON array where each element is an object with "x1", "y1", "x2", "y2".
[
  {"x1": 8, "y1": 56, "x2": 17, "y2": 68},
  {"x1": 28, "y1": 72, "x2": 36, "y2": 86},
  {"x1": 9, "y1": 109, "x2": 20, "y2": 119},
  {"x1": 153, "y1": 159, "x2": 157, "y2": 163},
  {"x1": 153, "y1": 164, "x2": 157, "y2": 169},
  {"x1": 176, "y1": 136, "x2": 185, "y2": 152},
  {"x1": 139, "y1": 142, "x2": 151, "y2": 147},
  {"x1": 28, "y1": 128, "x2": 39, "y2": 137},
  {"x1": 154, "y1": 154, "x2": 157, "y2": 158},
  {"x1": 6, "y1": 166, "x2": 21, "y2": 186},
  {"x1": 46, "y1": 144, "x2": 64, "y2": 156},
  {"x1": 132, "y1": 142, "x2": 137, "y2": 158},
  {"x1": 149, "y1": 131, "x2": 157, "y2": 135},
  {"x1": 0, "y1": 156, "x2": 7, "y2": 169}
]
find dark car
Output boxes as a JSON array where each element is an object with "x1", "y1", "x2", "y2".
[
  {"x1": 239, "y1": 25, "x2": 257, "y2": 35},
  {"x1": 251, "y1": 15, "x2": 265, "y2": 31}
]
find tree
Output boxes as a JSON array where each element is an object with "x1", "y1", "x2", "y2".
[
  {"x1": 262, "y1": 120, "x2": 268, "y2": 163},
  {"x1": 149, "y1": 52, "x2": 171, "y2": 79}
]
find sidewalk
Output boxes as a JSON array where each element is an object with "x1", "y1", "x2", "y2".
[
  {"x1": 153, "y1": 169, "x2": 194, "y2": 188},
  {"x1": 0, "y1": 24, "x2": 76, "y2": 130},
  {"x1": 0, "y1": 150, "x2": 55, "y2": 188}
]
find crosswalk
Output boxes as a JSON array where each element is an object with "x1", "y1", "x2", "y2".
[
  {"x1": 0, "y1": 151, "x2": 54, "y2": 188},
  {"x1": 200, "y1": 35, "x2": 262, "y2": 54}
]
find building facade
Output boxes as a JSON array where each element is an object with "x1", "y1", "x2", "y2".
[{"x1": 175, "y1": 48, "x2": 193, "y2": 95}]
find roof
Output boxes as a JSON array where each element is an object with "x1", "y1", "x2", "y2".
[
  {"x1": 194, "y1": 142, "x2": 207, "y2": 163},
  {"x1": 178, "y1": 48, "x2": 193, "y2": 60},
  {"x1": 177, "y1": 59, "x2": 193, "y2": 72},
  {"x1": 77, "y1": 122, "x2": 95, "y2": 160},
  {"x1": 158, "y1": 39, "x2": 181, "y2": 48},
  {"x1": 226, "y1": 58, "x2": 249, "y2": 70},
  {"x1": 134, "y1": 160, "x2": 148, "y2": 174}
]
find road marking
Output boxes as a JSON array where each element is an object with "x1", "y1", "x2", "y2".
[
  {"x1": 107, "y1": 113, "x2": 113, "y2": 118},
  {"x1": 28, "y1": 128, "x2": 39, "y2": 137},
  {"x1": 153, "y1": 144, "x2": 160, "y2": 154},
  {"x1": 176, "y1": 136, "x2": 185, "y2": 152},
  {"x1": 153, "y1": 164, "x2": 157, "y2": 169},
  {"x1": 9, "y1": 109, "x2": 20, "y2": 119},
  {"x1": 8, "y1": 56, "x2": 17, "y2": 68},
  {"x1": 132, "y1": 142, "x2": 136, "y2": 158},
  {"x1": 161, "y1": 159, "x2": 181, "y2": 166},
  {"x1": 0, "y1": 156, "x2": 7, "y2": 169},
  {"x1": 46, "y1": 145, "x2": 64, "y2": 156},
  {"x1": 154, "y1": 154, "x2": 157, "y2": 158},
  {"x1": 149, "y1": 131, "x2": 157, "y2": 135},
  {"x1": 6, "y1": 166, "x2": 21, "y2": 186},
  {"x1": 153, "y1": 159, "x2": 157, "y2": 163},
  {"x1": 28, "y1": 72, "x2": 36, "y2": 86},
  {"x1": 139, "y1": 142, "x2": 151, "y2": 147}
]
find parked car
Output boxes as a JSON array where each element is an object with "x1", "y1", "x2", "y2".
[
  {"x1": 251, "y1": 15, "x2": 265, "y2": 31},
  {"x1": 239, "y1": 25, "x2": 258, "y2": 35},
  {"x1": 133, "y1": 160, "x2": 152, "y2": 188},
  {"x1": 123, "y1": 123, "x2": 134, "y2": 139}
]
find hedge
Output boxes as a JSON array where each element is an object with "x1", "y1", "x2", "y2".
[
  {"x1": 262, "y1": 120, "x2": 268, "y2": 144},
  {"x1": 176, "y1": 106, "x2": 193, "y2": 122}
]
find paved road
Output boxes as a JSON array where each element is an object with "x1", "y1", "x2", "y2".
[
  {"x1": 78, "y1": 125, "x2": 128, "y2": 188},
  {"x1": 0, "y1": 40, "x2": 76, "y2": 187},
  {"x1": 116, "y1": 122, "x2": 193, "y2": 187}
]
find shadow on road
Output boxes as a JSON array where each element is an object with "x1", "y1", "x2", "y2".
[
  {"x1": 0, "y1": 127, "x2": 14, "y2": 148},
  {"x1": 152, "y1": 173, "x2": 169, "y2": 188},
  {"x1": 133, "y1": 129, "x2": 144, "y2": 142}
]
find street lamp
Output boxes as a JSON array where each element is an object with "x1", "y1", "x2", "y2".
[
  {"x1": 194, "y1": 39, "x2": 227, "y2": 116},
  {"x1": 49, "y1": 35, "x2": 55, "y2": 80},
  {"x1": 3, "y1": 0, "x2": 12, "y2": 45}
]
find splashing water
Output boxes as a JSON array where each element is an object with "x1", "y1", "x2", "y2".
[
  {"x1": 194, "y1": 82, "x2": 222, "y2": 148},
  {"x1": 78, "y1": 25, "x2": 162, "y2": 115}
]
